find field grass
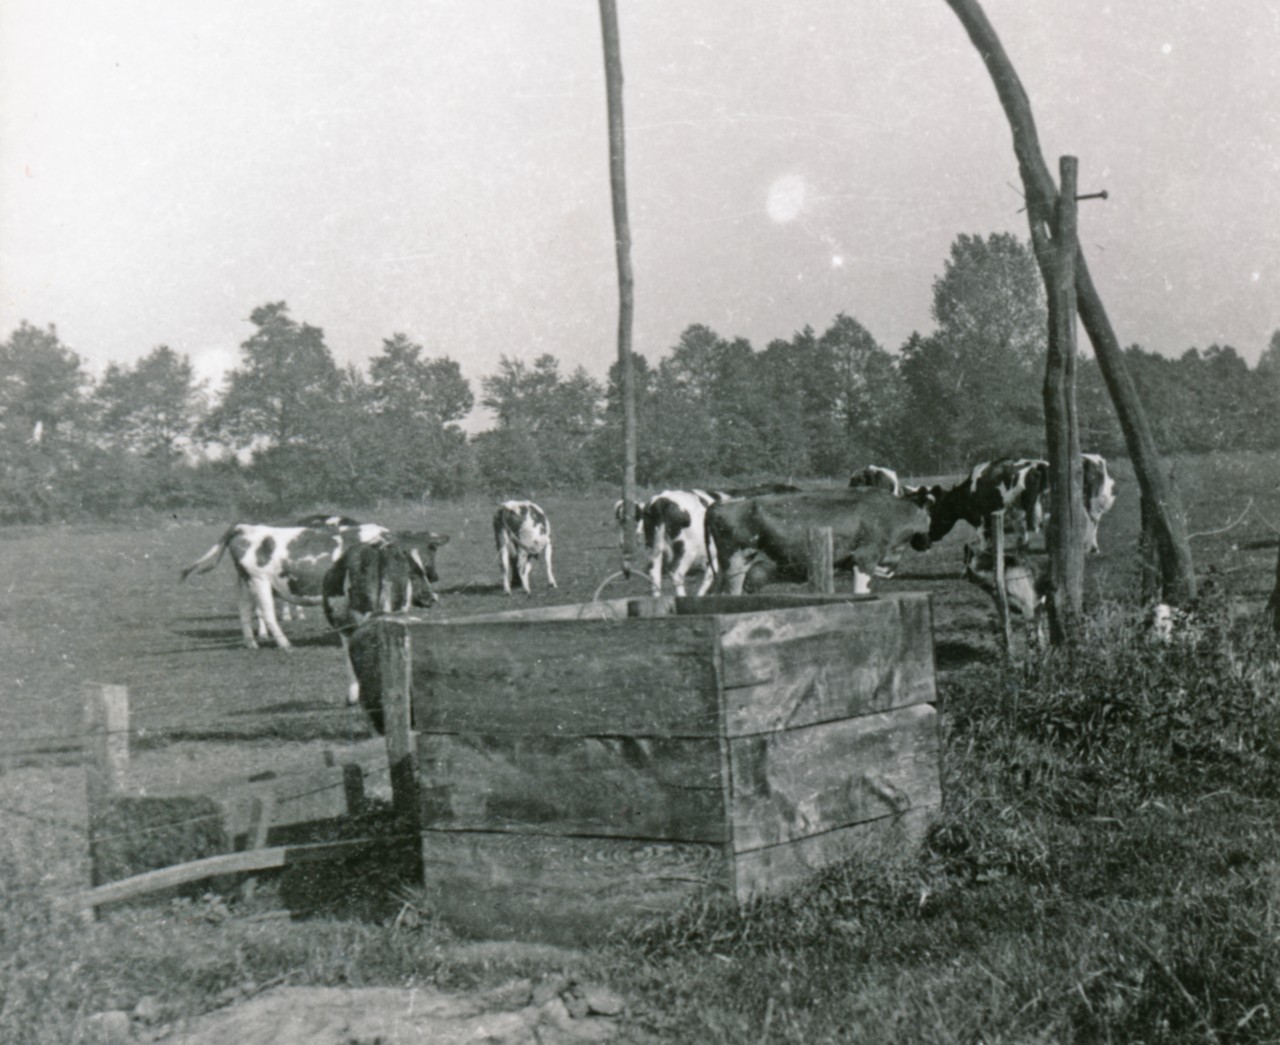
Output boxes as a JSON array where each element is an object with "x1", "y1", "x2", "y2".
[{"x1": 1, "y1": 452, "x2": 1279, "y2": 1042}]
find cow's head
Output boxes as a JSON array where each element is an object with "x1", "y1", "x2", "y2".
[
  {"x1": 926, "y1": 481, "x2": 972, "y2": 543},
  {"x1": 395, "y1": 531, "x2": 449, "y2": 605}
]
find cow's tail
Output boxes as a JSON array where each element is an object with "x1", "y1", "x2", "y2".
[{"x1": 179, "y1": 525, "x2": 240, "y2": 582}]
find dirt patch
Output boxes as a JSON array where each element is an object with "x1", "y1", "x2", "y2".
[{"x1": 103, "y1": 972, "x2": 641, "y2": 1044}]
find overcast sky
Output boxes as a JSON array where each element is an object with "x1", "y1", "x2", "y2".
[{"x1": 2, "y1": 1, "x2": 1276, "y2": 425}]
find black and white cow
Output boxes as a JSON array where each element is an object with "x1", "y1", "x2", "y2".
[
  {"x1": 1081, "y1": 452, "x2": 1117, "y2": 554},
  {"x1": 294, "y1": 513, "x2": 361, "y2": 528},
  {"x1": 637, "y1": 489, "x2": 721, "y2": 597},
  {"x1": 706, "y1": 487, "x2": 932, "y2": 595},
  {"x1": 926, "y1": 457, "x2": 1050, "y2": 550},
  {"x1": 181, "y1": 523, "x2": 448, "y2": 648},
  {"x1": 494, "y1": 500, "x2": 557, "y2": 596},
  {"x1": 849, "y1": 465, "x2": 903, "y2": 496},
  {"x1": 323, "y1": 537, "x2": 430, "y2": 708}
]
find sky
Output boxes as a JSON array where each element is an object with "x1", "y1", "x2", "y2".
[{"x1": 2, "y1": 1, "x2": 1277, "y2": 429}]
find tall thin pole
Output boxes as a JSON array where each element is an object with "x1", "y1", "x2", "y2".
[
  {"x1": 599, "y1": 1, "x2": 639, "y2": 565},
  {"x1": 1044, "y1": 155, "x2": 1085, "y2": 644}
]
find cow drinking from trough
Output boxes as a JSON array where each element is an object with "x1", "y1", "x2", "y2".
[
  {"x1": 494, "y1": 500, "x2": 557, "y2": 596},
  {"x1": 181, "y1": 523, "x2": 449, "y2": 648},
  {"x1": 323, "y1": 537, "x2": 431, "y2": 714},
  {"x1": 706, "y1": 488, "x2": 931, "y2": 595}
]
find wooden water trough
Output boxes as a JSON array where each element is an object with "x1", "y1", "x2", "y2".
[{"x1": 353, "y1": 591, "x2": 942, "y2": 944}]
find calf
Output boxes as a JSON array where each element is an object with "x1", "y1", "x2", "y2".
[
  {"x1": 962, "y1": 543, "x2": 1048, "y2": 644},
  {"x1": 494, "y1": 500, "x2": 557, "y2": 596},
  {"x1": 181, "y1": 522, "x2": 447, "y2": 648},
  {"x1": 323, "y1": 537, "x2": 430, "y2": 709},
  {"x1": 706, "y1": 488, "x2": 931, "y2": 595},
  {"x1": 926, "y1": 457, "x2": 1049, "y2": 550},
  {"x1": 1081, "y1": 453, "x2": 1117, "y2": 554}
]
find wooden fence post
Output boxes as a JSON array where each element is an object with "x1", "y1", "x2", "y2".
[
  {"x1": 83, "y1": 684, "x2": 129, "y2": 890},
  {"x1": 806, "y1": 526, "x2": 835, "y2": 594},
  {"x1": 380, "y1": 627, "x2": 419, "y2": 832},
  {"x1": 991, "y1": 513, "x2": 1013, "y2": 658}
]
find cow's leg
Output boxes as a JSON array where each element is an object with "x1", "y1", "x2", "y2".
[
  {"x1": 236, "y1": 576, "x2": 260, "y2": 649},
  {"x1": 543, "y1": 541, "x2": 557, "y2": 588},
  {"x1": 518, "y1": 550, "x2": 534, "y2": 596},
  {"x1": 499, "y1": 540, "x2": 513, "y2": 596},
  {"x1": 648, "y1": 525, "x2": 666, "y2": 596},
  {"x1": 338, "y1": 633, "x2": 360, "y2": 705},
  {"x1": 252, "y1": 578, "x2": 292, "y2": 649},
  {"x1": 852, "y1": 568, "x2": 873, "y2": 595},
  {"x1": 1085, "y1": 514, "x2": 1101, "y2": 554},
  {"x1": 723, "y1": 549, "x2": 755, "y2": 595},
  {"x1": 670, "y1": 539, "x2": 693, "y2": 597}
]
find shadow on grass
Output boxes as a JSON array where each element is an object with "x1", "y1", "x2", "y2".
[{"x1": 934, "y1": 639, "x2": 992, "y2": 672}]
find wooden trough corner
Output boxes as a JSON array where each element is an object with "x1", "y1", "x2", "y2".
[{"x1": 352, "y1": 591, "x2": 943, "y2": 945}]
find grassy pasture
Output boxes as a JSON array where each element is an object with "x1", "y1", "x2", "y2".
[{"x1": 2, "y1": 451, "x2": 1279, "y2": 1043}]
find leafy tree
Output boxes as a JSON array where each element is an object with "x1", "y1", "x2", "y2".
[
  {"x1": 206, "y1": 302, "x2": 341, "y2": 453},
  {"x1": 0, "y1": 322, "x2": 91, "y2": 521},
  {"x1": 0, "y1": 321, "x2": 90, "y2": 443},
  {"x1": 479, "y1": 354, "x2": 602, "y2": 490},
  {"x1": 202, "y1": 302, "x2": 344, "y2": 508},
  {"x1": 95, "y1": 345, "x2": 204, "y2": 460},
  {"x1": 900, "y1": 233, "x2": 1046, "y2": 469},
  {"x1": 820, "y1": 313, "x2": 907, "y2": 469},
  {"x1": 362, "y1": 334, "x2": 474, "y2": 499}
]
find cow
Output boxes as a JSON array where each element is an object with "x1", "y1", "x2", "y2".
[
  {"x1": 849, "y1": 465, "x2": 903, "y2": 496},
  {"x1": 926, "y1": 457, "x2": 1050, "y2": 550},
  {"x1": 962, "y1": 543, "x2": 1048, "y2": 645},
  {"x1": 494, "y1": 500, "x2": 557, "y2": 596},
  {"x1": 323, "y1": 537, "x2": 430, "y2": 710},
  {"x1": 705, "y1": 488, "x2": 931, "y2": 595},
  {"x1": 181, "y1": 523, "x2": 448, "y2": 648},
  {"x1": 294, "y1": 513, "x2": 361, "y2": 528},
  {"x1": 637, "y1": 489, "x2": 721, "y2": 597},
  {"x1": 1081, "y1": 452, "x2": 1117, "y2": 554}
]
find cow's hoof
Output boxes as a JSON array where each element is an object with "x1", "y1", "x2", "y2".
[{"x1": 347, "y1": 683, "x2": 360, "y2": 705}]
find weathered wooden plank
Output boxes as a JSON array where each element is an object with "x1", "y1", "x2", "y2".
[
  {"x1": 407, "y1": 616, "x2": 722, "y2": 736},
  {"x1": 674, "y1": 593, "x2": 874, "y2": 616},
  {"x1": 419, "y1": 830, "x2": 729, "y2": 944},
  {"x1": 419, "y1": 733, "x2": 726, "y2": 842},
  {"x1": 733, "y1": 807, "x2": 934, "y2": 902},
  {"x1": 729, "y1": 703, "x2": 941, "y2": 852},
  {"x1": 60, "y1": 837, "x2": 407, "y2": 916},
  {"x1": 718, "y1": 594, "x2": 935, "y2": 735},
  {"x1": 398, "y1": 596, "x2": 665, "y2": 626}
]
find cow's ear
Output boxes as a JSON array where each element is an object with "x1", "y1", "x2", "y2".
[{"x1": 429, "y1": 533, "x2": 450, "y2": 547}]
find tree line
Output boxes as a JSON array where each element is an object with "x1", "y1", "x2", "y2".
[{"x1": 2, "y1": 233, "x2": 1277, "y2": 523}]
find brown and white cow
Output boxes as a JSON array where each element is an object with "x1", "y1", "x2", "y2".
[
  {"x1": 323, "y1": 537, "x2": 430, "y2": 710},
  {"x1": 1081, "y1": 452, "x2": 1117, "y2": 554},
  {"x1": 494, "y1": 500, "x2": 557, "y2": 596},
  {"x1": 926, "y1": 457, "x2": 1050, "y2": 550},
  {"x1": 706, "y1": 487, "x2": 931, "y2": 595},
  {"x1": 181, "y1": 523, "x2": 448, "y2": 648}
]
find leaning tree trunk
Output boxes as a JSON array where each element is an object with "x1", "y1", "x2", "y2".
[
  {"x1": 599, "y1": 0, "x2": 639, "y2": 565},
  {"x1": 944, "y1": 0, "x2": 1196, "y2": 606}
]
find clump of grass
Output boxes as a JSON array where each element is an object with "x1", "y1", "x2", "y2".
[{"x1": 618, "y1": 603, "x2": 1280, "y2": 1043}]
